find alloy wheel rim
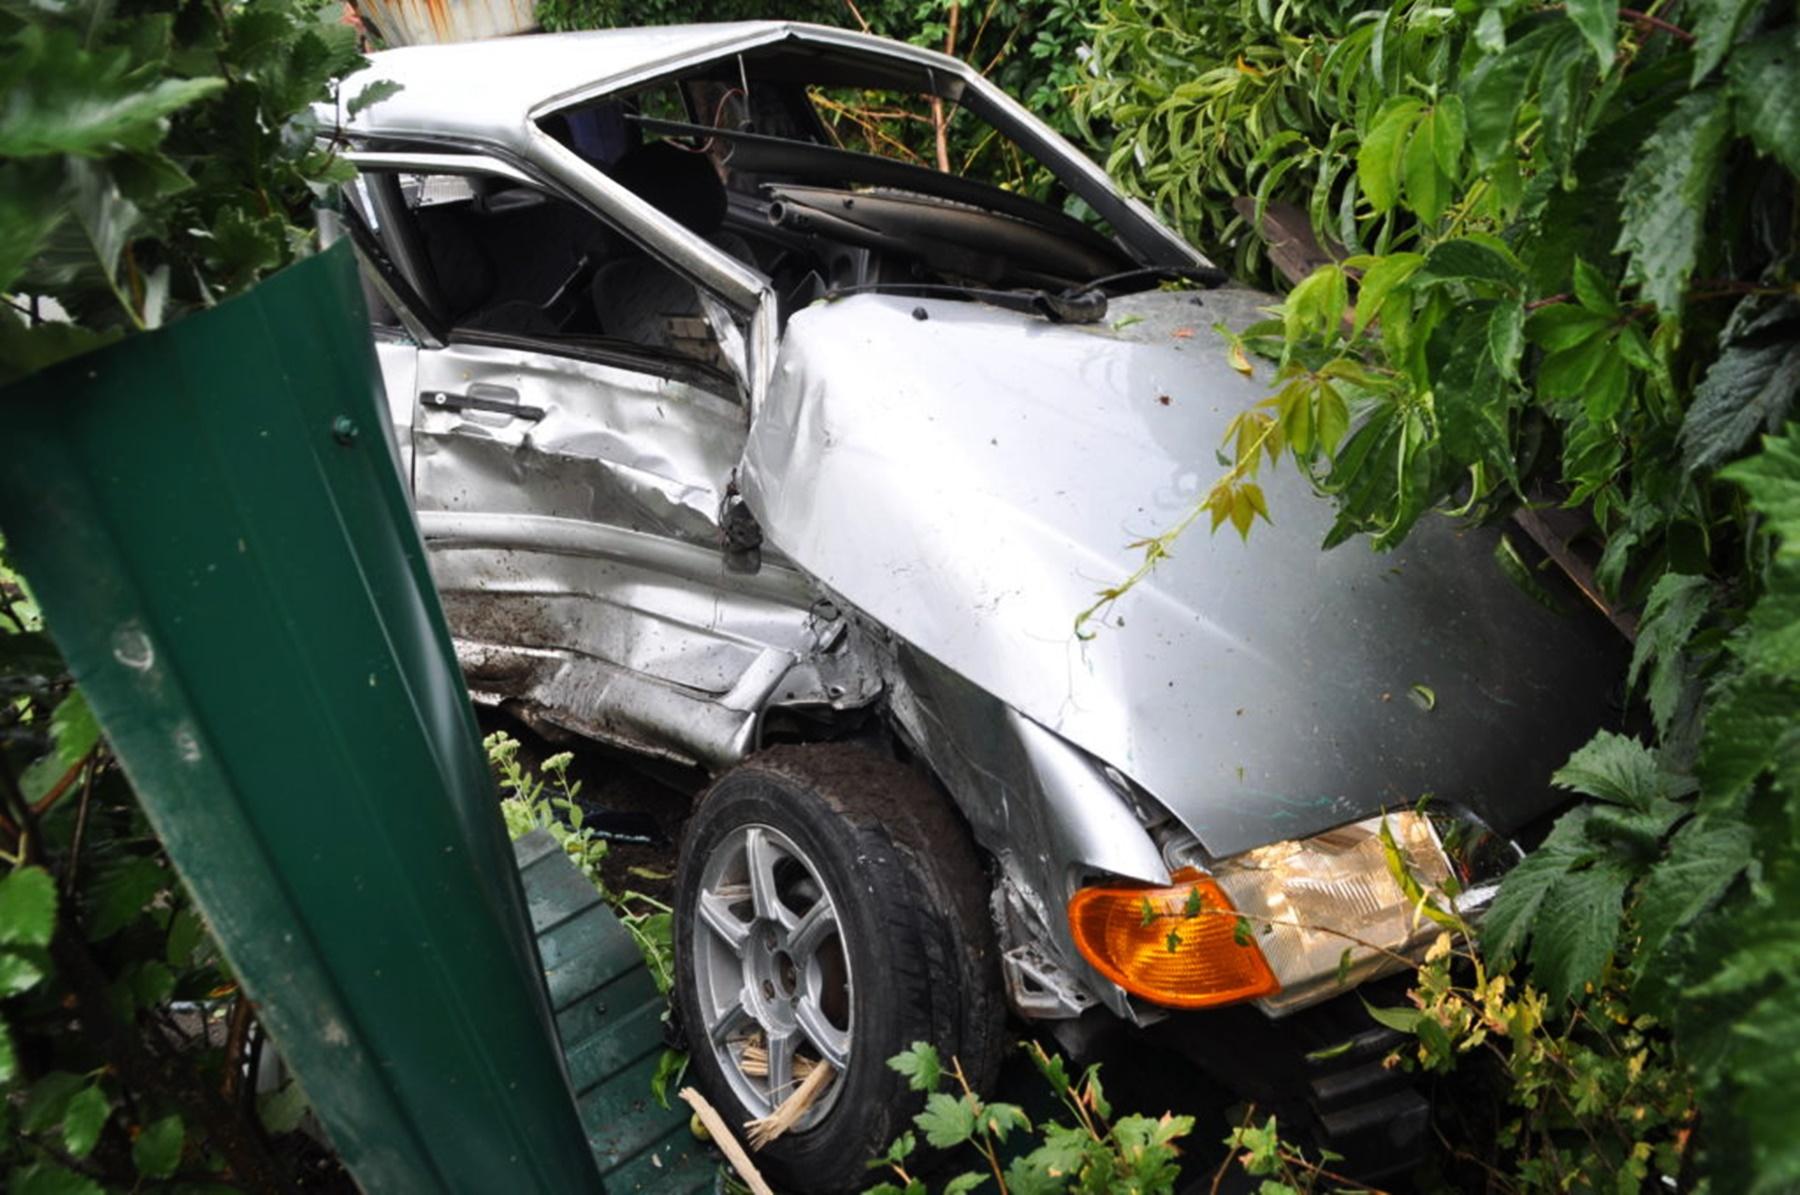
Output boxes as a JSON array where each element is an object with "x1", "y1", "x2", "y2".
[{"x1": 692, "y1": 823, "x2": 853, "y2": 1128}]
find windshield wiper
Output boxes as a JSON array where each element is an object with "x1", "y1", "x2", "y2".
[
  {"x1": 823, "y1": 281, "x2": 1109, "y2": 324},
  {"x1": 1078, "y1": 264, "x2": 1231, "y2": 294}
]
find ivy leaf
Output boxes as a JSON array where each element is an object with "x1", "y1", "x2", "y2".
[
  {"x1": 1402, "y1": 108, "x2": 1448, "y2": 224},
  {"x1": 1628, "y1": 573, "x2": 1712, "y2": 737},
  {"x1": 980, "y1": 1102, "x2": 1030, "y2": 1143},
  {"x1": 131, "y1": 1113, "x2": 183, "y2": 1179},
  {"x1": 1571, "y1": 258, "x2": 1619, "y2": 317},
  {"x1": 0, "y1": 949, "x2": 42, "y2": 998},
  {"x1": 1531, "y1": 858, "x2": 1633, "y2": 1003},
  {"x1": 1631, "y1": 816, "x2": 1753, "y2": 974},
  {"x1": 1357, "y1": 97, "x2": 1424, "y2": 212},
  {"x1": 1351, "y1": 252, "x2": 1422, "y2": 338},
  {"x1": 1483, "y1": 809, "x2": 1592, "y2": 965},
  {"x1": 1681, "y1": 299, "x2": 1800, "y2": 473},
  {"x1": 0, "y1": 866, "x2": 58, "y2": 948},
  {"x1": 887, "y1": 1041, "x2": 941, "y2": 1093},
  {"x1": 8, "y1": 1163, "x2": 104, "y2": 1195},
  {"x1": 1727, "y1": 28, "x2": 1800, "y2": 176},
  {"x1": 1720, "y1": 421, "x2": 1800, "y2": 544},
  {"x1": 84, "y1": 856, "x2": 166, "y2": 941},
  {"x1": 1487, "y1": 296, "x2": 1525, "y2": 381},
  {"x1": 61, "y1": 1085, "x2": 109, "y2": 1159},
  {"x1": 1615, "y1": 86, "x2": 1732, "y2": 318},
  {"x1": 1552, "y1": 731, "x2": 1687, "y2": 811},
  {"x1": 1689, "y1": 0, "x2": 1765, "y2": 81},
  {"x1": 256, "y1": 1080, "x2": 309, "y2": 1135},
  {"x1": 914, "y1": 1092, "x2": 978, "y2": 1148},
  {"x1": 346, "y1": 78, "x2": 403, "y2": 120},
  {"x1": 1417, "y1": 238, "x2": 1525, "y2": 290},
  {"x1": 1563, "y1": 0, "x2": 1619, "y2": 73}
]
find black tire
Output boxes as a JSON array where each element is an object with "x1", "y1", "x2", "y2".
[{"x1": 673, "y1": 744, "x2": 1004, "y2": 1194}]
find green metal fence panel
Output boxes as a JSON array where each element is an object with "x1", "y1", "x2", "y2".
[{"x1": 0, "y1": 242, "x2": 603, "y2": 1192}]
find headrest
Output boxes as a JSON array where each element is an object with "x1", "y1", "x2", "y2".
[{"x1": 609, "y1": 140, "x2": 727, "y2": 237}]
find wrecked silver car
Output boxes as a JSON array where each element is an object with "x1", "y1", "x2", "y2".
[{"x1": 326, "y1": 22, "x2": 1618, "y2": 1187}]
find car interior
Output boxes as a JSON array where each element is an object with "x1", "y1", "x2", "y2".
[{"x1": 349, "y1": 43, "x2": 1168, "y2": 380}]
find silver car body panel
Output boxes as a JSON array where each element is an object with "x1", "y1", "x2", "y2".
[{"x1": 741, "y1": 286, "x2": 1622, "y2": 858}]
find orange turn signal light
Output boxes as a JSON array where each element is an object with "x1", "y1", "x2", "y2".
[{"x1": 1067, "y1": 869, "x2": 1279, "y2": 1009}]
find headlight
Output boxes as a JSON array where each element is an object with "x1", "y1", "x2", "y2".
[{"x1": 1065, "y1": 812, "x2": 1457, "y2": 1015}]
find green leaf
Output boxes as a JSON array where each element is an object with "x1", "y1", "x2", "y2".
[
  {"x1": 1563, "y1": 0, "x2": 1619, "y2": 72},
  {"x1": 1360, "y1": 999, "x2": 1422, "y2": 1033},
  {"x1": 1552, "y1": 731, "x2": 1686, "y2": 811},
  {"x1": 0, "y1": 309, "x2": 121, "y2": 387},
  {"x1": 21, "y1": 1072, "x2": 87, "y2": 1133},
  {"x1": 1483, "y1": 810, "x2": 1591, "y2": 964},
  {"x1": 0, "y1": 867, "x2": 58, "y2": 948},
  {"x1": 1357, "y1": 98, "x2": 1424, "y2": 213},
  {"x1": 1436, "y1": 311, "x2": 1515, "y2": 474},
  {"x1": 1681, "y1": 299, "x2": 1800, "y2": 472},
  {"x1": 346, "y1": 78, "x2": 403, "y2": 119},
  {"x1": 1689, "y1": 0, "x2": 1765, "y2": 80},
  {"x1": 256, "y1": 1080, "x2": 309, "y2": 1135},
  {"x1": 1727, "y1": 27, "x2": 1800, "y2": 176},
  {"x1": 914, "y1": 1092, "x2": 978, "y2": 1148},
  {"x1": 1432, "y1": 94, "x2": 1466, "y2": 178},
  {"x1": 887, "y1": 1041, "x2": 942, "y2": 1093},
  {"x1": 1530, "y1": 858, "x2": 1633, "y2": 1003},
  {"x1": 1720, "y1": 422, "x2": 1800, "y2": 544},
  {"x1": 1628, "y1": 573, "x2": 1712, "y2": 737},
  {"x1": 1284, "y1": 264, "x2": 1348, "y2": 342},
  {"x1": 943, "y1": 1173, "x2": 987, "y2": 1195},
  {"x1": 1525, "y1": 303, "x2": 1613, "y2": 352},
  {"x1": 1571, "y1": 258, "x2": 1619, "y2": 317},
  {"x1": 1352, "y1": 253, "x2": 1423, "y2": 338},
  {"x1": 85, "y1": 857, "x2": 166, "y2": 940},
  {"x1": 1631, "y1": 816, "x2": 1753, "y2": 971},
  {"x1": 1401, "y1": 113, "x2": 1448, "y2": 225},
  {"x1": 23, "y1": 157, "x2": 143, "y2": 311},
  {"x1": 1418, "y1": 238, "x2": 1525, "y2": 290},
  {"x1": 980, "y1": 1102, "x2": 1030, "y2": 1142},
  {"x1": 8, "y1": 1163, "x2": 104, "y2": 1195},
  {"x1": 1488, "y1": 296, "x2": 1525, "y2": 381},
  {"x1": 1464, "y1": 24, "x2": 1562, "y2": 165},
  {"x1": 0, "y1": 26, "x2": 225, "y2": 159},
  {"x1": 0, "y1": 950, "x2": 44, "y2": 997},
  {"x1": 132, "y1": 1113, "x2": 183, "y2": 1179},
  {"x1": 1698, "y1": 676, "x2": 1800, "y2": 808},
  {"x1": 1615, "y1": 86, "x2": 1732, "y2": 318},
  {"x1": 62, "y1": 1085, "x2": 109, "y2": 1159}
]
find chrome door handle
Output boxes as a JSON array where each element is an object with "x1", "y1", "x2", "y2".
[{"x1": 422, "y1": 390, "x2": 545, "y2": 420}]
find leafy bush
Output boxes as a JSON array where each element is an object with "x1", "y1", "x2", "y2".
[
  {"x1": 870, "y1": 1041, "x2": 1194, "y2": 1195},
  {"x1": 0, "y1": 0, "x2": 389, "y2": 382},
  {"x1": 1077, "y1": 0, "x2": 1799, "y2": 1185}
]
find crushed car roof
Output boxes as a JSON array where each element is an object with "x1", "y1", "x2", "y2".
[{"x1": 333, "y1": 22, "x2": 958, "y2": 144}]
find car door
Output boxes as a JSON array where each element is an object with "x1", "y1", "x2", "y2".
[{"x1": 344, "y1": 157, "x2": 819, "y2": 769}]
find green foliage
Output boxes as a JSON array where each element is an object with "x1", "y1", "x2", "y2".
[
  {"x1": 871, "y1": 1041, "x2": 1193, "y2": 1195},
  {"x1": 1, "y1": 0, "x2": 383, "y2": 382},
  {"x1": 1082, "y1": 0, "x2": 1798, "y2": 1185}
]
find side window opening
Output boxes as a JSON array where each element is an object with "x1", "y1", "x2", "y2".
[{"x1": 349, "y1": 163, "x2": 740, "y2": 380}]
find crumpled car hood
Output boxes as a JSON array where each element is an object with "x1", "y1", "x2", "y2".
[{"x1": 741, "y1": 288, "x2": 1623, "y2": 857}]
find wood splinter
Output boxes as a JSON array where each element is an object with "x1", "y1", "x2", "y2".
[
  {"x1": 679, "y1": 1086, "x2": 776, "y2": 1195},
  {"x1": 745, "y1": 1058, "x2": 837, "y2": 1150}
]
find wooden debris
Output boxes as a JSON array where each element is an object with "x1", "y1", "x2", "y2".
[
  {"x1": 679, "y1": 1086, "x2": 776, "y2": 1195},
  {"x1": 745, "y1": 1059, "x2": 837, "y2": 1150}
]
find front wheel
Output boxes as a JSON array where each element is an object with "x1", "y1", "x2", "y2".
[{"x1": 673, "y1": 745, "x2": 1002, "y2": 1193}]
